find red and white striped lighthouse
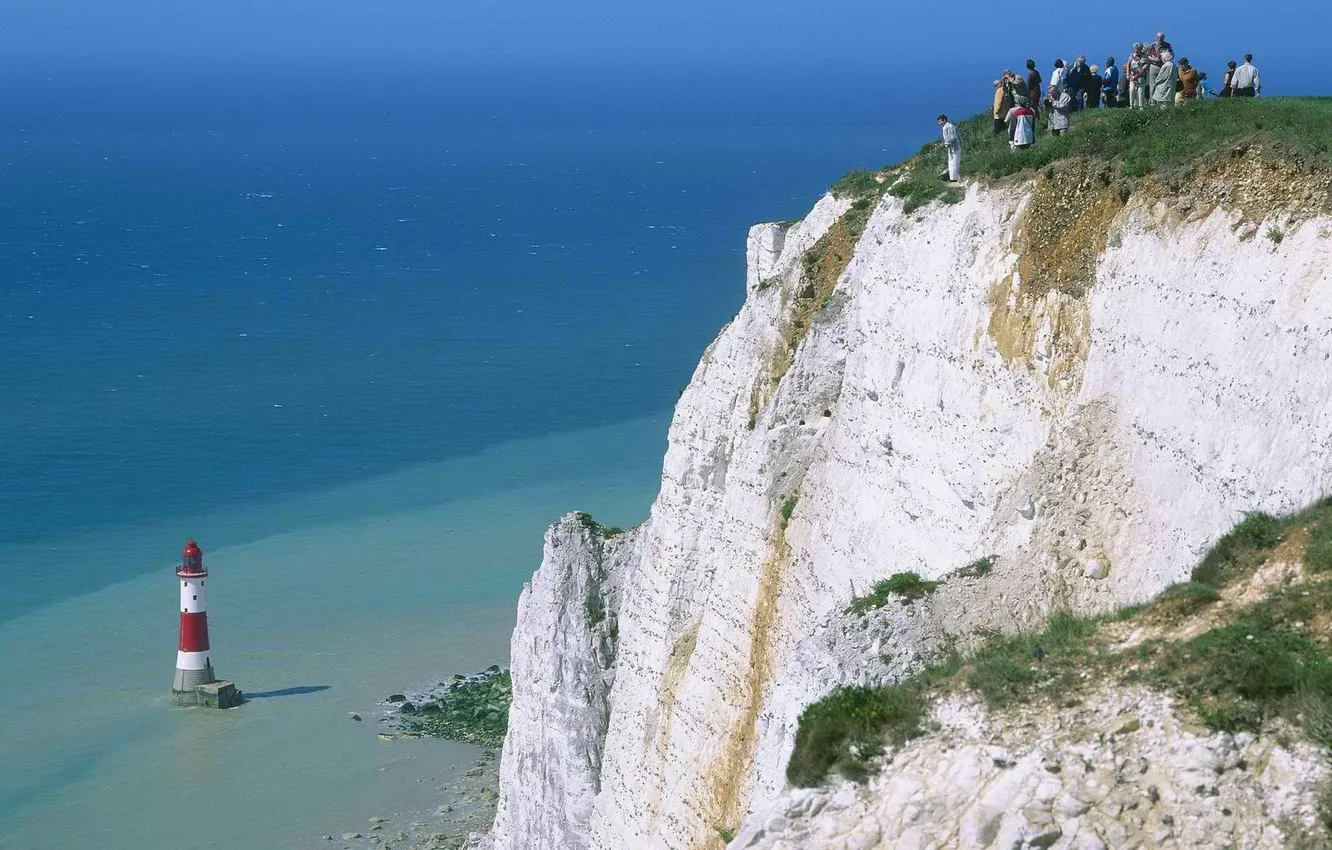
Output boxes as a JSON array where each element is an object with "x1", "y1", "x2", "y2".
[{"x1": 171, "y1": 540, "x2": 217, "y2": 700}]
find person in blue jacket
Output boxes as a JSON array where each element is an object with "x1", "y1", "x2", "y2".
[{"x1": 1100, "y1": 59, "x2": 1120, "y2": 109}]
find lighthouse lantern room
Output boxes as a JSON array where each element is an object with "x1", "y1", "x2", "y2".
[{"x1": 170, "y1": 540, "x2": 242, "y2": 708}]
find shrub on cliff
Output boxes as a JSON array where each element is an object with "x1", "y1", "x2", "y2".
[
  {"x1": 786, "y1": 683, "x2": 928, "y2": 786},
  {"x1": 845, "y1": 571, "x2": 942, "y2": 614}
]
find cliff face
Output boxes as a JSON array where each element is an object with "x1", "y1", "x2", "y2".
[
  {"x1": 731, "y1": 687, "x2": 1328, "y2": 849},
  {"x1": 489, "y1": 167, "x2": 1332, "y2": 850}
]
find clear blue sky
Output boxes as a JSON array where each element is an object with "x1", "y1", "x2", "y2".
[{"x1": 5, "y1": 0, "x2": 1328, "y2": 85}]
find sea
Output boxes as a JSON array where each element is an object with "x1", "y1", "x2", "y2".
[{"x1": 0, "y1": 59, "x2": 929, "y2": 848}]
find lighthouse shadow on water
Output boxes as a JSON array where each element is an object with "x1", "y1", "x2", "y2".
[{"x1": 170, "y1": 541, "x2": 243, "y2": 709}]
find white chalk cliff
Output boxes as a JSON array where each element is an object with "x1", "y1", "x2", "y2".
[{"x1": 487, "y1": 158, "x2": 1332, "y2": 850}]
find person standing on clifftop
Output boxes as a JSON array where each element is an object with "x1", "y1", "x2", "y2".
[
  {"x1": 1152, "y1": 51, "x2": 1178, "y2": 108},
  {"x1": 1066, "y1": 56, "x2": 1089, "y2": 110},
  {"x1": 1178, "y1": 58, "x2": 1200, "y2": 102},
  {"x1": 1050, "y1": 59, "x2": 1066, "y2": 93},
  {"x1": 1127, "y1": 44, "x2": 1148, "y2": 108},
  {"x1": 1101, "y1": 58, "x2": 1120, "y2": 108},
  {"x1": 993, "y1": 80, "x2": 1014, "y2": 134},
  {"x1": 938, "y1": 115, "x2": 961, "y2": 182},
  {"x1": 1220, "y1": 60, "x2": 1238, "y2": 97},
  {"x1": 1231, "y1": 54, "x2": 1261, "y2": 97},
  {"x1": 1046, "y1": 85, "x2": 1073, "y2": 136},
  {"x1": 1006, "y1": 103, "x2": 1035, "y2": 150},
  {"x1": 1145, "y1": 32, "x2": 1172, "y2": 100},
  {"x1": 1026, "y1": 60, "x2": 1044, "y2": 123}
]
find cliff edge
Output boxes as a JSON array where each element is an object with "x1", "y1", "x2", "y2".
[{"x1": 488, "y1": 101, "x2": 1332, "y2": 850}]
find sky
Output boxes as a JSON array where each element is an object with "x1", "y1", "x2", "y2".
[{"x1": 4, "y1": 0, "x2": 1329, "y2": 85}]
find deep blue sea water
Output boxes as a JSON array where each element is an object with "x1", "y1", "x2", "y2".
[
  {"x1": 0, "y1": 61, "x2": 932, "y2": 619},
  {"x1": 0, "y1": 60, "x2": 932, "y2": 847}
]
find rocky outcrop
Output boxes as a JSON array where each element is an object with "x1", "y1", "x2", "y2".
[
  {"x1": 730, "y1": 689, "x2": 1328, "y2": 850},
  {"x1": 488, "y1": 516, "x2": 635, "y2": 850},
  {"x1": 491, "y1": 167, "x2": 1332, "y2": 849}
]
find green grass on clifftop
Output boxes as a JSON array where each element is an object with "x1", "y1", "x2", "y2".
[
  {"x1": 841, "y1": 98, "x2": 1332, "y2": 214},
  {"x1": 950, "y1": 97, "x2": 1332, "y2": 181}
]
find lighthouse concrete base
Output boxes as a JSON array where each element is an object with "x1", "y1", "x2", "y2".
[{"x1": 172, "y1": 681, "x2": 243, "y2": 709}]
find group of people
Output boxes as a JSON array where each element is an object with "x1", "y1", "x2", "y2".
[{"x1": 935, "y1": 34, "x2": 1264, "y2": 177}]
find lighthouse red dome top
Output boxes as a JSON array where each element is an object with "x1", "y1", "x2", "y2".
[{"x1": 176, "y1": 540, "x2": 208, "y2": 578}]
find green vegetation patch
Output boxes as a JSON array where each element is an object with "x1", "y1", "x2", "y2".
[
  {"x1": 1191, "y1": 510, "x2": 1286, "y2": 586},
  {"x1": 964, "y1": 612, "x2": 1102, "y2": 708},
  {"x1": 886, "y1": 174, "x2": 965, "y2": 214},
  {"x1": 1145, "y1": 584, "x2": 1332, "y2": 744},
  {"x1": 957, "y1": 555, "x2": 996, "y2": 578},
  {"x1": 779, "y1": 495, "x2": 799, "y2": 531},
  {"x1": 786, "y1": 682, "x2": 930, "y2": 786},
  {"x1": 1307, "y1": 520, "x2": 1332, "y2": 573},
  {"x1": 789, "y1": 497, "x2": 1332, "y2": 787},
  {"x1": 845, "y1": 572, "x2": 942, "y2": 614},
  {"x1": 574, "y1": 511, "x2": 626, "y2": 538},
  {"x1": 403, "y1": 669, "x2": 512, "y2": 749},
  {"x1": 943, "y1": 98, "x2": 1332, "y2": 185},
  {"x1": 766, "y1": 171, "x2": 888, "y2": 388},
  {"x1": 875, "y1": 99, "x2": 1332, "y2": 234}
]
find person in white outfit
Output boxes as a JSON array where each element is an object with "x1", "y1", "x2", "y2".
[
  {"x1": 1231, "y1": 54, "x2": 1261, "y2": 97},
  {"x1": 1006, "y1": 104, "x2": 1035, "y2": 149},
  {"x1": 938, "y1": 115, "x2": 961, "y2": 182}
]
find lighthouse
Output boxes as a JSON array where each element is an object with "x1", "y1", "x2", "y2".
[{"x1": 170, "y1": 540, "x2": 242, "y2": 708}]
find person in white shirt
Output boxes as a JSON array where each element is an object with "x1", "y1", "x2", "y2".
[
  {"x1": 1231, "y1": 54, "x2": 1261, "y2": 97},
  {"x1": 1050, "y1": 59, "x2": 1067, "y2": 95},
  {"x1": 938, "y1": 115, "x2": 961, "y2": 182},
  {"x1": 1006, "y1": 104, "x2": 1035, "y2": 150}
]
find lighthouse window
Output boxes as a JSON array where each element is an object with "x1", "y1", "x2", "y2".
[{"x1": 192, "y1": 595, "x2": 197, "y2": 600}]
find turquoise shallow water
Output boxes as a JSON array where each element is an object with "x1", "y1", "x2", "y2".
[
  {"x1": 0, "y1": 61, "x2": 925, "y2": 847},
  {"x1": 0, "y1": 417, "x2": 664, "y2": 849}
]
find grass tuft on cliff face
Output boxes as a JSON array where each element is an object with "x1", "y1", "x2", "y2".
[
  {"x1": 789, "y1": 496, "x2": 1332, "y2": 787},
  {"x1": 845, "y1": 572, "x2": 942, "y2": 614},
  {"x1": 786, "y1": 682, "x2": 933, "y2": 786}
]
